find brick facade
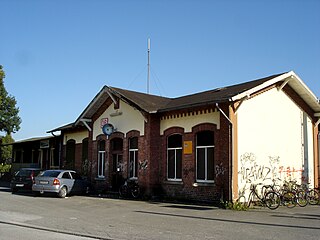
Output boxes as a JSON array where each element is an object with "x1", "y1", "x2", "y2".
[
  {"x1": 55, "y1": 74, "x2": 319, "y2": 203},
  {"x1": 60, "y1": 104, "x2": 233, "y2": 203}
]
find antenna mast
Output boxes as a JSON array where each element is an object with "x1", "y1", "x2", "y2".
[{"x1": 147, "y1": 38, "x2": 150, "y2": 94}]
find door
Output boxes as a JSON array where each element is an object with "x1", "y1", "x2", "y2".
[{"x1": 110, "y1": 137, "x2": 123, "y2": 191}]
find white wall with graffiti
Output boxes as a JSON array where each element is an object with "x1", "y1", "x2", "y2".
[{"x1": 236, "y1": 87, "x2": 315, "y2": 198}]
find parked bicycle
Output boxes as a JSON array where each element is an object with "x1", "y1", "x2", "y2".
[
  {"x1": 119, "y1": 179, "x2": 140, "y2": 199},
  {"x1": 246, "y1": 183, "x2": 281, "y2": 210},
  {"x1": 289, "y1": 180, "x2": 319, "y2": 206},
  {"x1": 262, "y1": 180, "x2": 303, "y2": 208}
]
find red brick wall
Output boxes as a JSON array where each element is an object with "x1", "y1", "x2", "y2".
[
  {"x1": 158, "y1": 105, "x2": 232, "y2": 203},
  {"x1": 139, "y1": 114, "x2": 161, "y2": 196},
  {"x1": 61, "y1": 106, "x2": 233, "y2": 203}
]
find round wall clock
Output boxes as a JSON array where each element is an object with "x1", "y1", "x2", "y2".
[{"x1": 102, "y1": 123, "x2": 114, "y2": 136}]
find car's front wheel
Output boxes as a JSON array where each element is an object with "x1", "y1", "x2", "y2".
[{"x1": 58, "y1": 186, "x2": 67, "y2": 198}]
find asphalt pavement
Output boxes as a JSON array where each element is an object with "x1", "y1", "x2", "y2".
[{"x1": 0, "y1": 183, "x2": 319, "y2": 240}]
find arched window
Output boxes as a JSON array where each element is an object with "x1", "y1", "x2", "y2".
[
  {"x1": 82, "y1": 138, "x2": 89, "y2": 176},
  {"x1": 97, "y1": 140, "x2": 106, "y2": 178},
  {"x1": 66, "y1": 139, "x2": 76, "y2": 170},
  {"x1": 167, "y1": 134, "x2": 182, "y2": 180},
  {"x1": 196, "y1": 131, "x2": 214, "y2": 182},
  {"x1": 129, "y1": 137, "x2": 138, "y2": 179}
]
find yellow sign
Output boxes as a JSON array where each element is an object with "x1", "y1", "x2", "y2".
[{"x1": 183, "y1": 141, "x2": 193, "y2": 154}]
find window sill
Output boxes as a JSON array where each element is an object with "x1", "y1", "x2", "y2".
[
  {"x1": 193, "y1": 181, "x2": 215, "y2": 187},
  {"x1": 163, "y1": 180, "x2": 183, "y2": 185},
  {"x1": 95, "y1": 177, "x2": 106, "y2": 181}
]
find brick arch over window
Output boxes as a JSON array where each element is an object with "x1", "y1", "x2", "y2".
[
  {"x1": 192, "y1": 123, "x2": 218, "y2": 133},
  {"x1": 163, "y1": 127, "x2": 184, "y2": 137},
  {"x1": 109, "y1": 132, "x2": 125, "y2": 141},
  {"x1": 192, "y1": 123, "x2": 219, "y2": 183},
  {"x1": 82, "y1": 138, "x2": 89, "y2": 176},
  {"x1": 96, "y1": 134, "x2": 107, "y2": 142},
  {"x1": 126, "y1": 130, "x2": 140, "y2": 139},
  {"x1": 162, "y1": 127, "x2": 185, "y2": 182},
  {"x1": 126, "y1": 130, "x2": 140, "y2": 179},
  {"x1": 65, "y1": 139, "x2": 76, "y2": 170}
]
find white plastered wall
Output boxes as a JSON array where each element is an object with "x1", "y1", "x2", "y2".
[
  {"x1": 160, "y1": 109, "x2": 220, "y2": 134},
  {"x1": 93, "y1": 100, "x2": 145, "y2": 139},
  {"x1": 237, "y1": 88, "x2": 315, "y2": 197}
]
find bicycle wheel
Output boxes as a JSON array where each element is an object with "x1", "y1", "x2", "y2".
[
  {"x1": 264, "y1": 191, "x2": 280, "y2": 210},
  {"x1": 236, "y1": 195, "x2": 246, "y2": 204},
  {"x1": 296, "y1": 190, "x2": 308, "y2": 207},
  {"x1": 119, "y1": 185, "x2": 128, "y2": 198},
  {"x1": 131, "y1": 184, "x2": 140, "y2": 199},
  {"x1": 246, "y1": 192, "x2": 253, "y2": 208},
  {"x1": 282, "y1": 191, "x2": 296, "y2": 208},
  {"x1": 308, "y1": 189, "x2": 319, "y2": 205}
]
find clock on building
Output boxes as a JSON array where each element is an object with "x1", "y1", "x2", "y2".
[{"x1": 102, "y1": 123, "x2": 114, "y2": 136}]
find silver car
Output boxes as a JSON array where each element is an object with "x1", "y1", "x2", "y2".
[{"x1": 32, "y1": 170, "x2": 90, "y2": 198}]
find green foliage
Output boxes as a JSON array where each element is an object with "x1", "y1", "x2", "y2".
[
  {"x1": 0, "y1": 65, "x2": 21, "y2": 134},
  {"x1": 1, "y1": 134, "x2": 14, "y2": 163},
  {"x1": 222, "y1": 200, "x2": 249, "y2": 211},
  {"x1": 0, "y1": 163, "x2": 11, "y2": 173}
]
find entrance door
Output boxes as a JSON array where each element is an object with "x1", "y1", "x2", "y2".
[
  {"x1": 112, "y1": 154, "x2": 123, "y2": 191},
  {"x1": 110, "y1": 138, "x2": 123, "y2": 191}
]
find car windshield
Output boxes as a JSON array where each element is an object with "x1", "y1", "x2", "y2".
[
  {"x1": 40, "y1": 171, "x2": 61, "y2": 177},
  {"x1": 16, "y1": 170, "x2": 32, "y2": 177}
]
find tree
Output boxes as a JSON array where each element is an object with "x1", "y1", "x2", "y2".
[
  {"x1": 0, "y1": 134, "x2": 14, "y2": 163},
  {"x1": 0, "y1": 65, "x2": 21, "y2": 134}
]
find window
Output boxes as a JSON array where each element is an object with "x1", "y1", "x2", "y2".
[
  {"x1": 111, "y1": 138, "x2": 123, "y2": 151},
  {"x1": 196, "y1": 131, "x2": 214, "y2": 182},
  {"x1": 66, "y1": 139, "x2": 76, "y2": 169},
  {"x1": 167, "y1": 134, "x2": 182, "y2": 181},
  {"x1": 50, "y1": 148, "x2": 56, "y2": 168},
  {"x1": 98, "y1": 140, "x2": 106, "y2": 178},
  {"x1": 62, "y1": 172, "x2": 71, "y2": 179},
  {"x1": 82, "y1": 138, "x2": 89, "y2": 175},
  {"x1": 129, "y1": 137, "x2": 138, "y2": 179},
  {"x1": 70, "y1": 172, "x2": 82, "y2": 180}
]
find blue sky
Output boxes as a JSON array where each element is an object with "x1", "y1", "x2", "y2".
[{"x1": 1, "y1": 0, "x2": 319, "y2": 141}]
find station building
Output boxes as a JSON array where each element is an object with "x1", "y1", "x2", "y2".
[{"x1": 9, "y1": 71, "x2": 320, "y2": 202}]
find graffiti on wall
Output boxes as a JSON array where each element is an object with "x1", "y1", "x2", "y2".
[
  {"x1": 238, "y1": 152, "x2": 305, "y2": 186},
  {"x1": 237, "y1": 152, "x2": 306, "y2": 199},
  {"x1": 139, "y1": 159, "x2": 148, "y2": 171},
  {"x1": 215, "y1": 162, "x2": 226, "y2": 177}
]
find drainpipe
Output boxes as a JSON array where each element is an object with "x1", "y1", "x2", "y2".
[{"x1": 216, "y1": 103, "x2": 234, "y2": 202}]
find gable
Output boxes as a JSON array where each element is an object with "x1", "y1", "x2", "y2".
[{"x1": 92, "y1": 99, "x2": 145, "y2": 139}]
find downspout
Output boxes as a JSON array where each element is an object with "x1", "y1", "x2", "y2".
[
  {"x1": 216, "y1": 103, "x2": 233, "y2": 202},
  {"x1": 316, "y1": 118, "x2": 320, "y2": 188}
]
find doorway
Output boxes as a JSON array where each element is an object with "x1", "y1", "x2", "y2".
[{"x1": 110, "y1": 137, "x2": 123, "y2": 191}]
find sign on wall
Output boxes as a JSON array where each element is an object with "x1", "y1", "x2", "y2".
[
  {"x1": 100, "y1": 118, "x2": 109, "y2": 128},
  {"x1": 40, "y1": 140, "x2": 49, "y2": 149},
  {"x1": 183, "y1": 141, "x2": 193, "y2": 154}
]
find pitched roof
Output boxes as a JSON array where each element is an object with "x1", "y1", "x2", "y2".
[
  {"x1": 1, "y1": 135, "x2": 58, "y2": 146},
  {"x1": 160, "y1": 73, "x2": 284, "y2": 112},
  {"x1": 108, "y1": 86, "x2": 171, "y2": 113},
  {"x1": 49, "y1": 71, "x2": 320, "y2": 133}
]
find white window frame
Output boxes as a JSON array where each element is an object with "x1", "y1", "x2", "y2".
[
  {"x1": 129, "y1": 148, "x2": 138, "y2": 179},
  {"x1": 98, "y1": 151, "x2": 105, "y2": 178},
  {"x1": 38, "y1": 149, "x2": 43, "y2": 169},
  {"x1": 196, "y1": 145, "x2": 214, "y2": 183},
  {"x1": 167, "y1": 147, "x2": 182, "y2": 181},
  {"x1": 50, "y1": 147, "x2": 57, "y2": 168}
]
